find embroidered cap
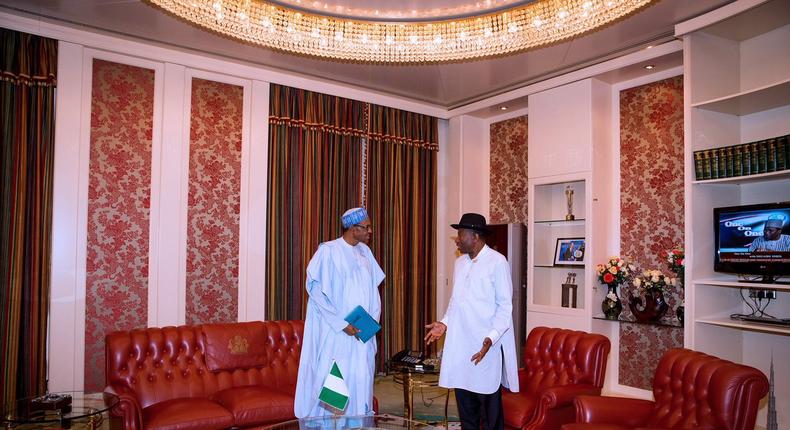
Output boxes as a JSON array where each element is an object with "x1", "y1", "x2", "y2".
[
  {"x1": 765, "y1": 215, "x2": 785, "y2": 229},
  {"x1": 342, "y1": 207, "x2": 369, "y2": 228}
]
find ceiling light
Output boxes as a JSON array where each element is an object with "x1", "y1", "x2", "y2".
[
  {"x1": 145, "y1": 0, "x2": 657, "y2": 63},
  {"x1": 644, "y1": 64, "x2": 655, "y2": 69},
  {"x1": 500, "y1": 106, "x2": 508, "y2": 110}
]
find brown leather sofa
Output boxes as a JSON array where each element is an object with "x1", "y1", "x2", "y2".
[
  {"x1": 502, "y1": 326, "x2": 611, "y2": 430},
  {"x1": 563, "y1": 348, "x2": 769, "y2": 430},
  {"x1": 104, "y1": 320, "x2": 305, "y2": 430}
]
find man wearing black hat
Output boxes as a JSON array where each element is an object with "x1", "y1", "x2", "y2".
[{"x1": 425, "y1": 213, "x2": 519, "y2": 430}]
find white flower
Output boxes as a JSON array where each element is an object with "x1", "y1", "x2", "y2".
[
  {"x1": 634, "y1": 278, "x2": 642, "y2": 287},
  {"x1": 606, "y1": 291, "x2": 618, "y2": 301},
  {"x1": 651, "y1": 275, "x2": 659, "y2": 283},
  {"x1": 609, "y1": 267, "x2": 617, "y2": 274}
]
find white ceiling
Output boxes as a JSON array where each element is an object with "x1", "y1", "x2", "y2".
[{"x1": 0, "y1": 0, "x2": 732, "y2": 109}]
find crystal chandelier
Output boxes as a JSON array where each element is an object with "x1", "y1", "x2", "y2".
[{"x1": 146, "y1": 0, "x2": 656, "y2": 63}]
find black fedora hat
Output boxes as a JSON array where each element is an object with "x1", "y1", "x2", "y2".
[{"x1": 451, "y1": 213, "x2": 489, "y2": 234}]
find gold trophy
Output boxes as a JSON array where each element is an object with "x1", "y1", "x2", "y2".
[{"x1": 565, "y1": 185, "x2": 575, "y2": 220}]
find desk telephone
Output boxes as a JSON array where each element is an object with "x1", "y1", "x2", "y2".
[
  {"x1": 392, "y1": 349, "x2": 424, "y2": 366},
  {"x1": 391, "y1": 349, "x2": 436, "y2": 370}
]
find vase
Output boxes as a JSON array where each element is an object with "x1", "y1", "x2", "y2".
[
  {"x1": 629, "y1": 288, "x2": 669, "y2": 323},
  {"x1": 601, "y1": 284, "x2": 622, "y2": 320},
  {"x1": 676, "y1": 305, "x2": 684, "y2": 325}
]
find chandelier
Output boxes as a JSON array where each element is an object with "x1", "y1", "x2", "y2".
[{"x1": 146, "y1": 0, "x2": 656, "y2": 63}]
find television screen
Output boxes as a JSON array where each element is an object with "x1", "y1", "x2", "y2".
[{"x1": 715, "y1": 203, "x2": 790, "y2": 280}]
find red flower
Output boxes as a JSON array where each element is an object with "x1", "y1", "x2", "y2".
[
  {"x1": 603, "y1": 273, "x2": 615, "y2": 284},
  {"x1": 677, "y1": 258, "x2": 684, "y2": 266}
]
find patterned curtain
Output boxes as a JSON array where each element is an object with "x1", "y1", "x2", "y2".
[
  {"x1": 266, "y1": 85, "x2": 365, "y2": 320},
  {"x1": 366, "y1": 105, "x2": 438, "y2": 371},
  {"x1": 0, "y1": 29, "x2": 57, "y2": 411}
]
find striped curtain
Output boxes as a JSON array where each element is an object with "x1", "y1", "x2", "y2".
[
  {"x1": 266, "y1": 85, "x2": 366, "y2": 320},
  {"x1": 0, "y1": 29, "x2": 57, "y2": 411},
  {"x1": 366, "y1": 105, "x2": 438, "y2": 371}
]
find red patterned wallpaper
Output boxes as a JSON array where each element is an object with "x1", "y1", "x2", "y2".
[
  {"x1": 619, "y1": 76, "x2": 685, "y2": 389},
  {"x1": 185, "y1": 78, "x2": 243, "y2": 325},
  {"x1": 490, "y1": 116, "x2": 528, "y2": 224},
  {"x1": 85, "y1": 60, "x2": 154, "y2": 391}
]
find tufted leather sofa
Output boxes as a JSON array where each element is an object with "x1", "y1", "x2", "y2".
[
  {"x1": 502, "y1": 326, "x2": 611, "y2": 430},
  {"x1": 104, "y1": 320, "x2": 304, "y2": 430},
  {"x1": 563, "y1": 348, "x2": 769, "y2": 430}
]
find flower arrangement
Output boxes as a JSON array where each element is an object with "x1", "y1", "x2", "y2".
[
  {"x1": 596, "y1": 256, "x2": 635, "y2": 287},
  {"x1": 665, "y1": 246, "x2": 685, "y2": 276},
  {"x1": 633, "y1": 269, "x2": 676, "y2": 294}
]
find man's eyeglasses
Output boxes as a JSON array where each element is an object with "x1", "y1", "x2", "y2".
[{"x1": 353, "y1": 224, "x2": 373, "y2": 231}]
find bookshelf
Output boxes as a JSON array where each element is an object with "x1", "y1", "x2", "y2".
[{"x1": 678, "y1": 0, "x2": 790, "y2": 426}]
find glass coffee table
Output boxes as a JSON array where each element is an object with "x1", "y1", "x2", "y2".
[
  {"x1": 2, "y1": 391, "x2": 119, "y2": 429},
  {"x1": 264, "y1": 414, "x2": 439, "y2": 430}
]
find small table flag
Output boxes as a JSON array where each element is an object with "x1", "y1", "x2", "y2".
[{"x1": 319, "y1": 360, "x2": 349, "y2": 411}]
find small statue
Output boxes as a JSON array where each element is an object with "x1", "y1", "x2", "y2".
[{"x1": 565, "y1": 186, "x2": 575, "y2": 220}]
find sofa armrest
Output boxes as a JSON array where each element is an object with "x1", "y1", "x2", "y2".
[
  {"x1": 522, "y1": 384, "x2": 601, "y2": 429},
  {"x1": 540, "y1": 384, "x2": 602, "y2": 409},
  {"x1": 573, "y1": 395, "x2": 654, "y2": 426},
  {"x1": 104, "y1": 383, "x2": 143, "y2": 430}
]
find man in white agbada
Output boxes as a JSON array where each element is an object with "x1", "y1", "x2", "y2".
[
  {"x1": 294, "y1": 207, "x2": 385, "y2": 418},
  {"x1": 425, "y1": 213, "x2": 519, "y2": 430}
]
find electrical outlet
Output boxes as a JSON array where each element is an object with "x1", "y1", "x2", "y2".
[{"x1": 749, "y1": 289, "x2": 777, "y2": 299}]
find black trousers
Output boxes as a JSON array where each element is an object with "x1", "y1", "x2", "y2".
[{"x1": 454, "y1": 387, "x2": 504, "y2": 430}]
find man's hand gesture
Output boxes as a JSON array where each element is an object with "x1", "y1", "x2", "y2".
[
  {"x1": 471, "y1": 337, "x2": 493, "y2": 365},
  {"x1": 424, "y1": 321, "x2": 446, "y2": 345}
]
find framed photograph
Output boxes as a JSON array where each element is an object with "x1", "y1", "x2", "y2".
[{"x1": 553, "y1": 238, "x2": 585, "y2": 266}]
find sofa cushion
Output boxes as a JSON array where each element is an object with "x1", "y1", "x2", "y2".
[
  {"x1": 202, "y1": 321, "x2": 269, "y2": 371},
  {"x1": 212, "y1": 385, "x2": 295, "y2": 426},
  {"x1": 143, "y1": 398, "x2": 233, "y2": 430},
  {"x1": 502, "y1": 391, "x2": 536, "y2": 429}
]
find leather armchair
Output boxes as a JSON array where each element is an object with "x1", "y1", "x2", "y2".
[
  {"x1": 563, "y1": 348, "x2": 769, "y2": 430},
  {"x1": 502, "y1": 326, "x2": 611, "y2": 430}
]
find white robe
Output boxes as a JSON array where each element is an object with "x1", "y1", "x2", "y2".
[
  {"x1": 439, "y1": 245, "x2": 519, "y2": 394},
  {"x1": 294, "y1": 238, "x2": 385, "y2": 418}
]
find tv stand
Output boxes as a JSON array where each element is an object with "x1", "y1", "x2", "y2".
[{"x1": 737, "y1": 275, "x2": 790, "y2": 285}]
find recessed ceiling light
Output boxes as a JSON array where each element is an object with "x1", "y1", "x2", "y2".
[
  {"x1": 646, "y1": 45, "x2": 654, "y2": 49},
  {"x1": 644, "y1": 64, "x2": 655, "y2": 70},
  {"x1": 500, "y1": 106, "x2": 508, "y2": 110}
]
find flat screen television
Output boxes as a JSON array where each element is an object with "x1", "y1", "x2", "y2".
[{"x1": 714, "y1": 202, "x2": 790, "y2": 283}]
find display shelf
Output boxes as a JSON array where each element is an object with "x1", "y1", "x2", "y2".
[
  {"x1": 533, "y1": 219, "x2": 586, "y2": 225},
  {"x1": 593, "y1": 314, "x2": 682, "y2": 328},
  {"x1": 696, "y1": 317, "x2": 790, "y2": 336},
  {"x1": 528, "y1": 304, "x2": 587, "y2": 317},
  {"x1": 691, "y1": 169, "x2": 790, "y2": 185},
  {"x1": 534, "y1": 264, "x2": 585, "y2": 269},
  {"x1": 691, "y1": 78, "x2": 790, "y2": 116}
]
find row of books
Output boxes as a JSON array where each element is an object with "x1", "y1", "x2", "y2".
[{"x1": 694, "y1": 135, "x2": 789, "y2": 180}]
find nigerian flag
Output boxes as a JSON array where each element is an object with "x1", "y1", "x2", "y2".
[{"x1": 319, "y1": 360, "x2": 349, "y2": 411}]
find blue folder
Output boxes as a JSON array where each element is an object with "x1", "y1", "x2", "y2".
[{"x1": 344, "y1": 305, "x2": 381, "y2": 343}]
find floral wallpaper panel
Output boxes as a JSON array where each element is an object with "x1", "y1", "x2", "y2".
[
  {"x1": 185, "y1": 78, "x2": 243, "y2": 325},
  {"x1": 490, "y1": 116, "x2": 528, "y2": 224},
  {"x1": 85, "y1": 59, "x2": 154, "y2": 391},
  {"x1": 619, "y1": 76, "x2": 685, "y2": 389}
]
